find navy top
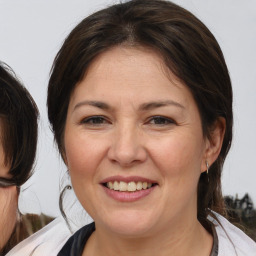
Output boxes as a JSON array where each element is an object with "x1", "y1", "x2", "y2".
[
  {"x1": 57, "y1": 222, "x2": 95, "y2": 256},
  {"x1": 57, "y1": 222, "x2": 218, "y2": 256}
]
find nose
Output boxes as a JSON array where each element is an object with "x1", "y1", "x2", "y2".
[{"x1": 107, "y1": 124, "x2": 147, "y2": 167}]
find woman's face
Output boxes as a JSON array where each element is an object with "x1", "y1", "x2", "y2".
[
  {"x1": 0, "y1": 137, "x2": 18, "y2": 250},
  {"x1": 64, "y1": 47, "x2": 212, "y2": 236}
]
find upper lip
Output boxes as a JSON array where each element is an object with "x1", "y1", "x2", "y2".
[{"x1": 100, "y1": 175, "x2": 158, "y2": 184}]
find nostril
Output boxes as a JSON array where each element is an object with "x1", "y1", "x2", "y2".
[{"x1": 107, "y1": 137, "x2": 147, "y2": 166}]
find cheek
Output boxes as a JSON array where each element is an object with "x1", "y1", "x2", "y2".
[
  {"x1": 149, "y1": 132, "x2": 204, "y2": 178},
  {"x1": 148, "y1": 134, "x2": 204, "y2": 215},
  {"x1": 65, "y1": 134, "x2": 105, "y2": 181}
]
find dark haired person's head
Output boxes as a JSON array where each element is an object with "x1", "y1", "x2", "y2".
[
  {"x1": 48, "y1": 0, "x2": 232, "y2": 237},
  {"x1": 0, "y1": 62, "x2": 38, "y2": 254}
]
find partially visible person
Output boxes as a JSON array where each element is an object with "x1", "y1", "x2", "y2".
[
  {"x1": 5, "y1": 0, "x2": 256, "y2": 255},
  {"x1": 0, "y1": 62, "x2": 46, "y2": 255},
  {"x1": 0, "y1": 139, "x2": 17, "y2": 254},
  {"x1": 1, "y1": 63, "x2": 71, "y2": 256},
  {"x1": 46, "y1": 0, "x2": 255, "y2": 255}
]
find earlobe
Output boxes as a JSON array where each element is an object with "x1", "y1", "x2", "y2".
[{"x1": 201, "y1": 117, "x2": 226, "y2": 172}]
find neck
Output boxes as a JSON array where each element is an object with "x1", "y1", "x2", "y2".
[{"x1": 83, "y1": 216, "x2": 213, "y2": 256}]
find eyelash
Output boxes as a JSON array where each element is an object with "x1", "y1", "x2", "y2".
[
  {"x1": 147, "y1": 116, "x2": 176, "y2": 126},
  {"x1": 79, "y1": 115, "x2": 176, "y2": 127},
  {"x1": 80, "y1": 115, "x2": 109, "y2": 125}
]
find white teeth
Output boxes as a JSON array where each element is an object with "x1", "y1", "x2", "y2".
[
  {"x1": 136, "y1": 181, "x2": 143, "y2": 190},
  {"x1": 108, "y1": 181, "x2": 113, "y2": 189},
  {"x1": 106, "y1": 181, "x2": 154, "y2": 192},
  {"x1": 119, "y1": 181, "x2": 127, "y2": 191},
  {"x1": 128, "y1": 182, "x2": 136, "y2": 192},
  {"x1": 113, "y1": 181, "x2": 119, "y2": 191}
]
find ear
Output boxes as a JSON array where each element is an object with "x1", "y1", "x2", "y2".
[{"x1": 201, "y1": 117, "x2": 226, "y2": 172}]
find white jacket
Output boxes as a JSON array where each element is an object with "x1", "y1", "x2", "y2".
[
  {"x1": 209, "y1": 213, "x2": 256, "y2": 255},
  {"x1": 6, "y1": 217, "x2": 72, "y2": 256},
  {"x1": 7, "y1": 213, "x2": 256, "y2": 256}
]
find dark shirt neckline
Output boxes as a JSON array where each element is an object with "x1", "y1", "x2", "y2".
[
  {"x1": 57, "y1": 222, "x2": 95, "y2": 256},
  {"x1": 58, "y1": 222, "x2": 218, "y2": 256}
]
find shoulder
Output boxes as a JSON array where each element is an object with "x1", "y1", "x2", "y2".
[
  {"x1": 6, "y1": 216, "x2": 72, "y2": 256},
  {"x1": 57, "y1": 222, "x2": 95, "y2": 256},
  {"x1": 208, "y1": 212, "x2": 256, "y2": 256}
]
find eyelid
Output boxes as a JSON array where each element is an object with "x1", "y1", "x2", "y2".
[
  {"x1": 80, "y1": 115, "x2": 110, "y2": 125},
  {"x1": 147, "y1": 115, "x2": 176, "y2": 125},
  {"x1": 78, "y1": 115, "x2": 176, "y2": 126}
]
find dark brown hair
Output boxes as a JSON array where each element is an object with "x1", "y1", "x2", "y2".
[
  {"x1": 0, "y1": 62, "x2": 38, "y2": 187},
  {"x1": 47, "y1": 0, "x2": 233, "y2": 228},
  {"x1": 0, "y1": 62, "x2": 39, "y2": 254}
]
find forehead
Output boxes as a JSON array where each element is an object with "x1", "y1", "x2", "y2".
[
  {"x1": 0, "y1": 120, "x2": 10, "y2": 178},
  {"x1": 70, "y1": 46, "x2": 193, "y2": 109},
  {"x1": 85, "y1": 46, "x2": 173, "y2": 85},
  {"x1": 0, "y1": 120, "x2": 3, "y2": 144},
  {"x1": 0, "y1": 142, "x2": 9, "y2": 178}
]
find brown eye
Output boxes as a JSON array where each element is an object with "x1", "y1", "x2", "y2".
[
  {"x1": 148, "y1": 116, "x2": 175, "y2": 125},
  {"x1": 81, "y1": 116, "x2": 108, "y2": 125}
]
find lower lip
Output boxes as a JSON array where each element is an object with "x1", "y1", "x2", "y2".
[{"x1": 102, "y1": 185, "x2": 157, "y2": 202}]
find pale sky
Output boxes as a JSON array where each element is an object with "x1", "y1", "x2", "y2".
[{"x1": 0, "y1": 0, "x2": 255, "y2": 217}]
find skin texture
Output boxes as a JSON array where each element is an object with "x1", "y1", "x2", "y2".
[
  {"x1": 64, "y1": 47, "x2": 225, "y2": 256},
  {"x1": 0, "y1": 139, "x2": 18, "y2": 251}
]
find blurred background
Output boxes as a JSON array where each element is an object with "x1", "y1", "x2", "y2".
[{"x1": 0, "y1": 0, "x2": 255, "y2": 234}]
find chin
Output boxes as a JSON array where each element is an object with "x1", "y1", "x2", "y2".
[{"x1": 97, "y1": 209, "x2": 158, "y2": 237}]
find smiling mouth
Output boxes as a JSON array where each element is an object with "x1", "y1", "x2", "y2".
[{"x1": 103, "y1": 181, "x2": 158, "y2": 192}]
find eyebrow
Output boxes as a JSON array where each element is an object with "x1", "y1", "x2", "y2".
[
  {"x1": 0, "y1": 178, "x2": 16, "y2": 188},
  {"x1": 73, "y1": 100, "x2": 185, "y2": 112},
  {"x1": 139, "y1": 100, "x2": 185, "y2": 111},
  {"x1": 73, "y1": 101, "x2": 111, "y2": 112}
]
